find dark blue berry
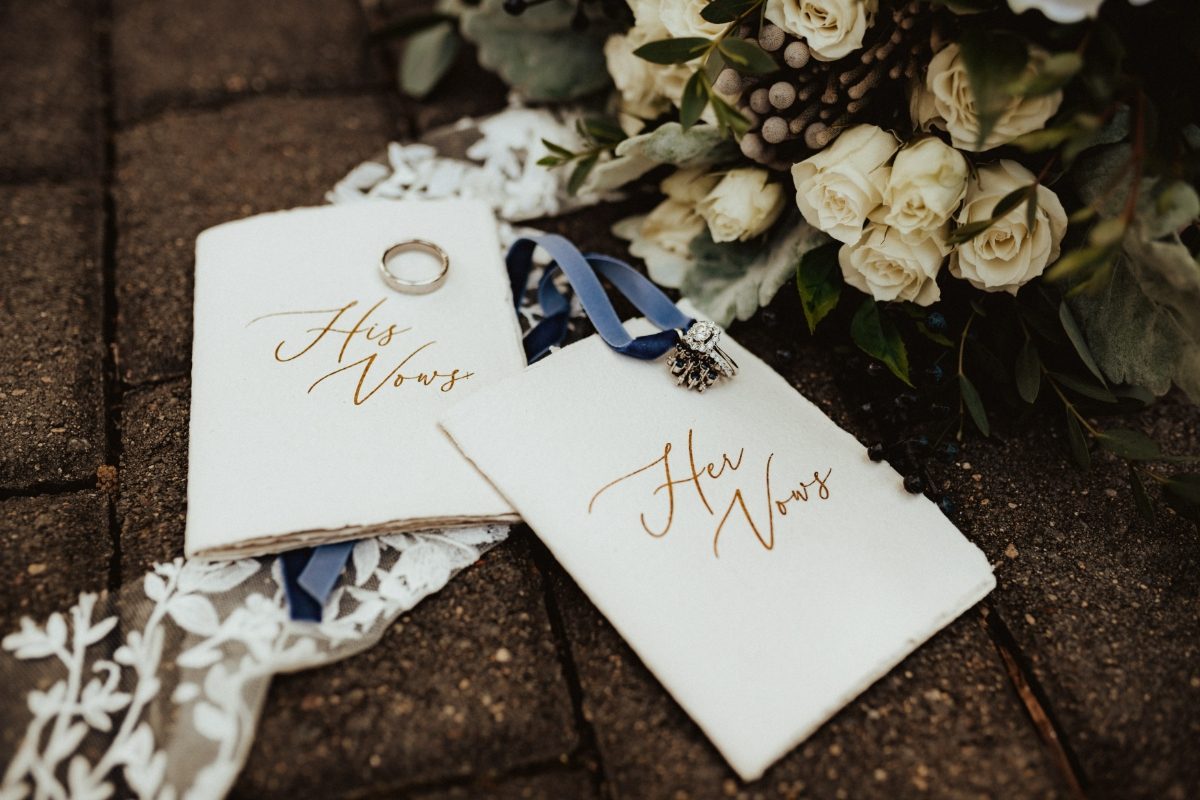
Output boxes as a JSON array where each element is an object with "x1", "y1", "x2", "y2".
[
  {"x1": 938, "y1": 496, "x2": 956, "y2": 515},
  {"x1": 926, "y1": 311, "x2": 947, "y2": 332},
  {"x1": 903, "y1": 474, "x2": 925, "y2": 493},
  {"x1": 941, "y1": 442, "x2": 959, "y2": 461},
  {"x1": 925, "y1": 364, "x2": 945, "y2": 384},
  {"x1": 867, "y1": 443, "x2": 886, "y2": 462}
]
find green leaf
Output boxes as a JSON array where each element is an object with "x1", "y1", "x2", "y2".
[
  {"x1": 634, "y1": 37, "x2": 711, "y2": 64},
  {"x1": 399, "y1": 21, "x2": 461, "y2": 99},
  {"x1": 1097, "y1": 429, "x2": 1163, "y2": 460},
  {"x1": 710, "y1": 94, "x2": 752, "y2": 136},
  {"x1": 1065, "y1": 410, "x2": 1091, "y2": 470},
  {"x1": 958, "y1": 28, "x2": 1028, "y2": 150},
  {"x1": 717, "y1": 38, "x2": 777, "y2": 75},
  {"x1": 567, "y1": 153, "x2": 598, "y2": 196},
  {"x1": 1007, "y1": 52, "x2": 1083, "y2": 97},
  {"x1": 958, "y1": 374, "x2": 990, "y2": 436},
  {"x1": 1059, "y1": 301, "x2": 1107, "y2": 386},
  {"x1": 1163, "y1": 473, "x2": 1200, "y2": 523},
  {"x1": 947, "y1": 218, "x2": 996, "y2": 245},
  {"x1": 579, "y1": 117, "x2": 626, "y2": 147},
  {"x1": 796, "y1": 241, "x2": 842, "y2": 333},
  {"x1": 916, "y1": 322, "x2": 954, "y2": 347},
  {"x1": 1050, "y1": 371, "x2": 1117, "y2": 403},
  {"x1": 541, "y1": 138, "x2": 575, "y2": 158},
  {"x1": 851, "y1": 299, "x2": 911, "y2": 386},
  {"x1": 679, "y1": 71, "x2": 710, "y2": 130},
  {"x1": 1129, "y1": 465, "x2": 1154, "y2": 521},
  {"x1": 990, "y1": 186, "x2": 1032, "y2": 220},
  {"x1": 1015, "y1": 338, "x2": 1041, "y2": 404},
  {"x1": 700, "y1": 0, "x2": 763, "y2": 22}
]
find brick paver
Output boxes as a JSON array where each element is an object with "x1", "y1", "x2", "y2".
[
  {"x1": 111, "y1": 0, "x2": 386, "y2": 123},
  {"x1": 0, "y1": 184, "x2": 106, "y2": 488},
  {"x1": 0, "y1": 0, "x2": 103, "y2": 181},
  {"x1": 2, "y1": 0, "x2": 1198, "y2": 797},
  {"x1": 0, "y1": 491, "x2": 112, "y2": 632}
]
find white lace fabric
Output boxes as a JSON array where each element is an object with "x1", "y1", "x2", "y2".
[{"x1": 2, "y1": 104, "x2": 600, "y2": 800}]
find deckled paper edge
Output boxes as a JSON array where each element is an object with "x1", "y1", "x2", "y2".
[{"x1": 440, "y1": 327, "x2": 996, "y2": 782}]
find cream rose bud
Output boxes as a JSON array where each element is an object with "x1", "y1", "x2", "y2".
[
  {"x1": 875, "y1": 137, "x2": 969, "y2": 241},
  {"x1": 913, "y1": 43, "x2": 1063, "y2": 152},
  {"x1": 765, "y1": 0, "x2": 878, "y2": 61},
  {"x1": 791, "y1": 124, "x2": 899, "y2": 244},
  {"x1": 661, "y1": 167, "x2": 720, "y2": 204},
  {"x1": 697, "y1": 169, "x2": 785, "y2": 243},
  {"x1": 839, "y1": 223, "x2": 944, "y2": 306},
  {"x1": 619, "y1": 199, "x2": 707, "y2": 287},
  {"x1": 659, "y1": 0, "x2": 726, "y2": 39},
  {"x1": 950, "y1": 160, "x2": 1068, "y2": 295},
  {"x1": 605, "y1": 27, "x2": 674, "y2": 121}
]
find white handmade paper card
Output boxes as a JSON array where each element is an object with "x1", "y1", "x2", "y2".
[
  {"x1": 185, "y1": 200, "x2": 524, "y2": 559},
  {"x1": 441, "y1": 321, "x2": 995, "y2": 781}
]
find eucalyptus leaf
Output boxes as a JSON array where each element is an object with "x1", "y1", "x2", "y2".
[
  {"x1": 1050, "y1": 371, "x2": 1117, "y2": 403},
  {"x1": 1059, "y1": 301, "x2": 1107, "y2": 385},
  {"x1": 1015, "y1": 338, "x2": 1041, "y2": 404},
  {"x1": 717, "y1": 38, "x2": 777, "y2": 74},
  {"x1": 634, "y1": 37, "x2": 711, "y2": 64},
  {"x1": 1163, "y1": 473, "x2": 1200, "y2": 523},
  {"x1": 1065, "y1": 410, "x2": 1091, "y2": 470},
  {"x1": 460, "y1": 0, "x2": 613, "y2": 101},
  {"x1": 700, "y1": 0, "x2": 763, "y2": 22},
  {"x1": 958, "y1": 374, "x2": 989, "y2": 436},
  {"x1": 1007, "y1": 52, "x2": 1082, "y2": 98},
  {"x1": 958, "y1": 28, "x2": 1028, "y2": 150},
  {"x1": 1097, "y1": 429, "x2": 1162, "y2": 460},
  {"x1": 679, "y1": 71, "x2": 709, "y2": 130},
  {"x1": 851, "y1": 299, "x2": 911, "y2": 386},
  {"x1": 1129, "y1": 465, "x2": 1154, "y2": 521},
  {"x1": 796, "y1": 240, "x2": 841, "y2": 333},
  {"x1": 567, "y1": 153, "x2": 599, "y2": 196},
  {"x1": 682, "y1": 218, "x2": 826, "y2": 326},
  {"x1": 399, "y1": 21, "x2": 461, "y2": 99}
]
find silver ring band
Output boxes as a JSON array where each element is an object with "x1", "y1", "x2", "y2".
[{"x1": 380, "y1": 239, "x2": 450, "y2": 294}]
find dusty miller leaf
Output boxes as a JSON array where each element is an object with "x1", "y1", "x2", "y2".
[
  {"x1": 459, "y1": 0, "x2": 613, "y2": 101},
  {"x1": 682, "y1": 217, "x2": 826, "y2": 326},
  {"x1": 614, "y1": 122, "x2": 734, "y2": 166}
]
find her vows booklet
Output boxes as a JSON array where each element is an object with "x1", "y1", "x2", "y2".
[
  {"x1": 440, "y1": 320, "x2": 995, "y2": 781},
  {"x1": 185, "y1": 200, "x2": 523, "y2": 559}
]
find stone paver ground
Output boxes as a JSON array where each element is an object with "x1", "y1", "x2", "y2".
[{"x1": 1, "y1": 1, "x2": 1197, "y2": 798}]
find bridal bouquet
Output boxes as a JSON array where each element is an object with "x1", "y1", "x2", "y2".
[{"x1": 391, "y1": 0, "x2": 1199, "y2": 514}]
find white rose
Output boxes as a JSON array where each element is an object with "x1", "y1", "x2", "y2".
[
  {"x1": 659, "y1": 0, "x2": 726, "y2": 38},
  {"x1": 764, "y1": 0, "x2": 878, "y2": 61},
  {"x1": 605, "y1": 26, "x2": 679, "y2": 121},
  {"x1": 873, "y1": 137, "x2": 969, "y2": 243},
  {"x1": 839, "y1": 222, "x2": 944, "y2": 306},
  {"x1": 615, "y1": 199, "x2": 707, "y2": 287},
  {"x1": 1007, "y1": 0, "x2": 1152, "y2": 23},
  {"x1": 790, "y1": 124, "x2": 898, "y2": 244},
  {"x1": 950, "y1": 160, "x2": 1068, "y2": 294},
  {"x1": 697, "y1": 168, "x2": 786, "y2": 243},
  {"x1": 912, "y1": 43, "x2": 1063, "y2": 152},
  {"x1": 661, "y1": 167, "x2": 720, "y2": 204}
]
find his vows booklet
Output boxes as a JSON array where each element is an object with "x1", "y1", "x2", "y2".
[
  {"x1": 185, "y1": 200, "x2": 523, "y2": 559},
  {"x1": 441, "y1": 319, "x2": 995, "y2": 781}
]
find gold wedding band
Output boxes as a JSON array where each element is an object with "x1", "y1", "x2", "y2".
[{"x1": 379, "y1": 239, "x2": 450, "y2": 295}]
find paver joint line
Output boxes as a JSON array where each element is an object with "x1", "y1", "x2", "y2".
[{"x1": 982, "y1": 603, "x2": 1089, "y2": 799}]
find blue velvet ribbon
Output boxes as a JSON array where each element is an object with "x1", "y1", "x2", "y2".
[{"x1": 281, "y1": 233, "x2": 689, "y2": 621}]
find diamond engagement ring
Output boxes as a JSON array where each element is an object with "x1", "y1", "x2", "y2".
[{"x1": 668, "y1": 320, "x2": 738, "y2": 392}]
